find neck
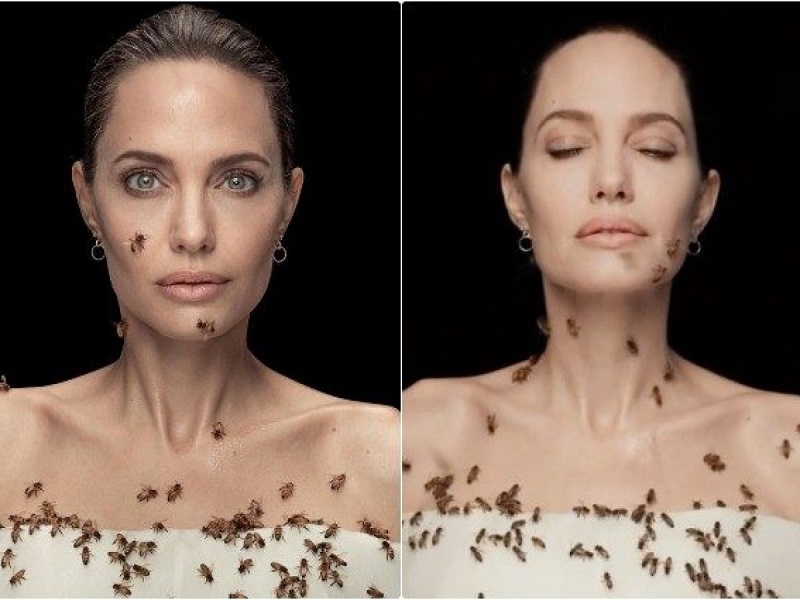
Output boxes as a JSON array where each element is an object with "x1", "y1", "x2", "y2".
[
  {"x1": 101, "y1": 315, "x2": 268, "y2": 452},
  {"x1": 534, "y1": 282, "x2": 676, "y2": 432}
]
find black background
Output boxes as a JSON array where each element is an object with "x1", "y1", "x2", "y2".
[
  {"x1": 0, "y1": 3, "x2": 400, "y2": 407},
  {"x1": 403, "y1": 3, "x2": 800, "y2": 393}
]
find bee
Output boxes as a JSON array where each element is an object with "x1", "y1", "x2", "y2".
[
  {"x1": 475, "y1": 528, "x2": 486, "y2": 544},
  {"x1": 8, "y1": 569, "x2": 25, "y2": 587},
  {"x1": 766, "y1": 590, "x2": 778, "y2": 599},
  {"x1": 692, "y1": 500, "x2": 703, "y2": 509},
  {"x1": 197, "y1": 319, "x2": 216, "y2": 335},
  {"x1": 229, "y1": 592, "x2": 248, "y2": 598},
  {"x1": 112, "y1": 583, "x2": 131, "y2": 597},
  {"x1": 716, "y1": 535, "x2": 727, "y2": 551},
  {"x1": 703, "y1": 453, "x2": 726, "y2": 472},
  {"x1": 467, "y1": 465, "x2": 480, "y2": 484},
  {"x1": 475, "y1": 497, "x2": 492, "y2": 512},
  {"x1": 212, "y1": 421, "x2": 226, "y2": 440},
  {"x1": 723, "y1": 546, "x2": 736, "y2": 563},
  {"x1": 511, "y1": 362, "x2": 534, "y2": 383},
  {"x1": 402, "y1": 459, "x2": 411, "y2": 471},
  {"x1": 464, "y1": 501, "x2": 473, "y2": 515},
  {"x1": 286, "y1": 513, "x2": 310, "y2": 530},
  {"x1": 646, "y1": 488, "x2": 656, "y2": 505},
  {"x1": 487, "y1": 413, "x2": 497, "y2": 434},
  {"x1": 323, "y1": 522, "x2": 339, "y2": 538},
  {"x1": 329, "y1": 570, "x2": 344, "y2": 588},
  {"x1": 594, "y1": 545, "x2": 609, "y2": 560},
  {"x1": 698, "y1": 558, "x2": 708, "y2": 575},
  {"x1": 665, "y1": 556, "x2": 672, "y2": 576},
  {"x1": 604, "y1": 571, "x2": 613, "y2": 589},
  {"x1": 238, "y1": 557, "x2": 254, "y2": 574},
  {"x1": 166, "y1": 482, "x2": 183, "y2": 502},
  {"x1": 279, "y1": 482, "x2": 294, "y2": 500},
  {"x1": 781, "y1": 439, "x2": 792, "y2": 459},
  {"x1": 573, "y1": 505, "x2": 590, "y2": 517},
  {"x1": 198, "y1": 563, "x2": 214, "y2": 584},
  {"x1": 304, "y1": 538, "x2": 319, "y2": 554},
  {"x1": 115, "y1": 318, "x2": 129, "y2": 339},
  {"x1": 129, "y1": 231, "x2": 148, "y2": 253},
  {"x1": 380, "y1": 540, "x2": 395, "y2": 560},
  {"x1": 137, "y1": 486, "x2": 158, "y2": 503},
  {"x1": 132, "y1": 565, "x2": 150, "y2": 580},
  {"x1": 631, "y1": 504, "x2": 646, "y2": 523},
  {"x1": 470, "y1": 545, "x2": 483, "y2": 562},
  {"x1": 271, "y1": 562, "x2": 289, "y2": 576},
  {"x1": 637, "y1": 533, "x2": 649, "y2": 551},
  {"x1": 0, "y1": 375, "x2": 9, "y2": 392},
  {"x1": 532, "y1": 506, "x2": 541, "y2": 523},
  {"x1": 123, "y1": 540, "x2": 138, "y2": 556},
  {"x1": 685, "y1": 563, "x2": 697, "y2": 582},
  {"x1": 716, "y1": 499, "x2": 727, "y2": 508},
  {"x1": 626, "y1": 337, "x2": 639, "y2": 355},
  {"x1": 329, "y1": 473, "x2": 346, "y2": 491},
  {"x1": 739, "y1": 504, "x2": 758, "y2": 513},
  {"x1": 797, "y1": 423, "x2": 800, "y2": 435},
  {"x1": 744, "y1": 515, "x2": 757, "y2": 531},
  {"x1": 432, "y1": 527, "x2": 443, "y2": 546},
  {"x1": 740, "y1": 484, "x2": 754, "y2": 501},
  {"x1": 328, "y1": 551, "x2": 346, "y2": 567},
  {"x1": 651, "y1": 385, "x2": 663, "y2": 407},
  {"x1": 138, "y1": 541, "x2": 157, "y2": 558},
  {"x1": 367, "y1": 585, "x2": 384, "y2": 598},
  {"x1": 419, "y1": 530, "x2": 430, "y2": 548},
  {"x1": 24, "y1": 482, "x2": 44, "y2": 498},
  {"x1": 648, "y1": 557, "x2": 659, "y2": 576},
  {"x1": 663, "y1": 361, "x2": 675, "y2": 381},
  {"x1": 2, "y1": 548, "x2": 14, "y2": 569},
  {"x1": 82, "y1": 546, "x2": 91, "y2": 565},
  {"x1": 666, "y1": 238, "x2": 681, "y2": 258},
  {"x1": 107, "y1": 551, "x2": 126, "y2": 564},
  {"x1": 641, "y1": 552, "x2": 655, "y2": 569},
  {"x1": 512, "y1": 545, "x2": 526, "y2": 562},
  {"x1": 660, "y1": 512, "x2": 674, "y2": 528},
  {"x1": 408, "y1": 512, "x2": 423, "y2": 528},
  {"x1": 531, "y1": 536, "x2": 546, "y2": 549},
  {"x1": 593, "y1": 504, "x2": 611, "y2": 518},
  {"x1": 73, "y1": 532, "x2": 90, "y2": 548},
  {"x1": 537, "y1": 315, "x2": 551, "y2": 337},
  {"x1": 514, "y1": 527, "x2": 523, "y2": 547},
  {"x1": 152, "y1": 521, "x2": 168, "y2": 534},
  {"x1": 651, "y1": 264, "x2": 667, "y2": 284},
  {"x1": 566, "y1": 318, "x2": 580, "y2": 337}
]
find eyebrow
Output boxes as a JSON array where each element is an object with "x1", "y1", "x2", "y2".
[
  {"x1": 535, "y1": 109, "x2": 687, "y2": 138},
  {"x1": 112, "y1": 150, "x2": 272, "y2": 171}
]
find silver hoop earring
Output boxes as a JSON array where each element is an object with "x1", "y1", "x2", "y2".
[
  {"x1": 273, "y1": 239, "x2": 287, "y2": 264},
  {"x1": 518, "y1": 229, "x2": 533, "y2": 253},
  {"x1": 91, "y1": 237, "x2": 106, "y2": 261},
  {"x1": 687, "y1": 236, "x2": 702, "y2": 256}
]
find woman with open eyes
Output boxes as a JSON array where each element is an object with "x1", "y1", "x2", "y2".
[
  {"x1": 402, "y1": 16, "x2": 800, "y2": 599},
  {"x1": 0, "y1": 4, "x2": 399, "y2": 597}
]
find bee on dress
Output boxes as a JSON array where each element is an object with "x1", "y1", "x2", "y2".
[
  {"x1": 152, "y1": 521, "x2": 168, "y2": 534},
  {"x1": 604, "y1": 572, "x2": 613, "y2": 590},
  {"x1": 651, "y1": 385, "x2": 663, "y2": 408},
  {"x1": 132, "y1": 565, "x2": 150, "y2": 581},
  {"x1": 531, "y1": 506, "x2": 541, "y2": 523},
  {"x1": 107, "y1": 551, "x2": 126, "y2": 564},
  {"x1": 566, "y1": 318, "x2": 580, "y2": 337},
  {"x1": 238, "y1": 558, "x2": 254, "y2": 574},
  {"x1": 531, "y1": 536, "x2": 546, "y2": 550},
  {"x1": 431, "y1": 527, "x2": 443, "y2": 546},
  {"x1": 665, "y1": 556, "x2": 673, "y2": 576},
  {"x1": 626, "y1": 337, "x2": 639, "y2": 355},
  {"x1": 304, "y1": 538, "x2": 319, "y2": 554},
  {"x1": 198, "y1": 563, "x2": 214, "y2": 584},
  {"x1": 166, "y1": 482, "x2": 183, "y2": 503},
  {"x1": 138, "y1": 541, "x2": 158, "y2": 558},
  {"x1": 487, "y1": 413, "x2": 497, "y2": 434},
  {"x1": 137, "y1": 486, "x2": 158, "y2": 502},
  {"x1": 329, "y1": 474, "x2": 346, "y2": 492},
  {"x1": 692, "y1": 500, "x2": 703, "y2": 509},
  {"x1": 651, "y1": 264, "x2": 667, "y2": 284},
  {"x1": 572, "y1": 505, "x2": 590, "y2": 517},
  {"x1": 112, "y1": 583, "x2": 131, "y2": 597},
  {"x1": 115, "y1": 318, "x2": 129, "y2": 339},
  {"x1": 279, "y1": 482, "x2": 294, "y2": 500},
  {"x1": 381, "y1": 540, "x2": 395, "y2": 560},
  {"x1": 286, "y1": 513, "x2": 311, "y2": 530},
  {"x1": 780, "y1": 439, "x2": 792, "y2": 459},
  {"x1": 24, "y1": 481, "x2": 44, "y2": 498},
  {"x1": 0, "y1": 375, "x2": 9, "y2": 392},
  {"x1": 129, "y1": 232, "x2": 148, "y2": 253},
  {"x1": 418, "y1": 530, "x2": 430, "y2": 548},
  {"x1": 197, "y1": 319, "x2": 216, "y2": 335},
  {"x1": 367, "y1": 585, "x2": 384, "y2": 598},
  {"x1": 270, "y1": 562, "x2": 289, "y2": 577},
  {"x1": 660, "y1": 512, "x2": 674, "y2": 528},
  {"x1": 81, "y1": 546, "x2": 91, "y2": 565},
  {"x1": 475, "y1": 528, "x2": 486, "y2": 544},
  {"x1": 297, "y1": 558, "x2": 309, "y2": 578},
  {"x1": 594, "y1": 545, "x2": 610, "y2": 560},
  {"x1": 467, "y1": 465, "x2": 480, "y2": 484},
  {"x1": 743, "y1": 515, "x2": 757, "y2": 531},
  {"x1": 470, "y1": 545, "x2": 483, "y2": 562},
  {"x1": 666, "y1": 238, "x2": 681, "y2": 258},
  {"x1": 229, "y1": 592, "x2": 248, "y2": 598},
  {"x1": 330, "y1": 571, "x2": 344, "y2": 588},
  {"x1": 726, "y1": 547, "x2": 736, "y2": 563},
  {"x1": 512, "y1": 546, "x2": 526, "y2": 562},
  {"x1": 324, "y1": 522, "x2": 339, "y2": 538},
  {"x1": 685, "y1": 563, "x2": 697, "y2": 583},
  {"x1": 631, "y1": 504, "x2": 646, "y2": 523}
]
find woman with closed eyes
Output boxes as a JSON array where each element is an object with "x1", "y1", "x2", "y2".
[
  {"x1": 0, "y1": 4, "x2": 399, "y2": 597},
  {"x1": 403, "y1": 20, "x2": 800, "y2": 598}
]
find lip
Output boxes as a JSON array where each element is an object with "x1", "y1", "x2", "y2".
[
  {"x1": 576, "y1": 217, "x2": 648, "y2": 239},
  {"x1": 156, "y1": 272, "x2": 230, "y2": 303}
]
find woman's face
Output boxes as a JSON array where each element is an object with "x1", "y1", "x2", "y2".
[
  {"x1": 74, "y1": 59, "x2": 302, "y2": 340},
  {"x1": 502, "y1": 32, "x2": 719, "y2": 294}
]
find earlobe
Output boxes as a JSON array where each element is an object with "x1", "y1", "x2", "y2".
[{"x1": 500, "y1": 163, "x2": 529, "y2": 231}]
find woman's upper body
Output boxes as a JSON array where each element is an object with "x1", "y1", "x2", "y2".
[{"x1": 402, "y1": 25, "x2": 800, "y2": 598}]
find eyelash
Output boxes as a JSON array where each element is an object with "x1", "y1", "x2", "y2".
[
  {"x1": 121, "y1": 169, "x2": 264, "y2": 196},
  {"x1": 547, "y1": 148, "x2": 676, "y2": 161}
]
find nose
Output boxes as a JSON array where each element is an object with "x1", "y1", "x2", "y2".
[
  {"x1": 591, "y1": 149, "x2": 633, "y2": 204},
  {"x1": 170, "y1": 187, "x2": 216, "y2": 254}
]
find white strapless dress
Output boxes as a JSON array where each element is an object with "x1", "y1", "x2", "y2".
[
  {"x1": 402, "y1": 507, "x2": 800, "y2": 597},
  {"x1": 0, "y1": 523, "x2": 399, "y2": 598}
]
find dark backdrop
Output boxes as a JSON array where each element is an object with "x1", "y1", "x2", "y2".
[
  {"x1": 0, "y1": 3, "x2": 400, "y2": 407},
  {"x1": 403, "y1": 3, "x2": 800, "y2": 393}
]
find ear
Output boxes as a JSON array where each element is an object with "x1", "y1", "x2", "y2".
[
  {"x1": 692, "y1": 168, "x2": 721, "y2": 236},
  {"x1": 71, "y1": 160, "x2": 101, "y2": 236},
  {"x1": 500, "y1": 163, "x2": 530, "y2": 231},
  {"x1": 278, "y1": 166, "x2": 304, "y2": 237}
]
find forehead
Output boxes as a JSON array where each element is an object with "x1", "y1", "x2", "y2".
[
  {"x1": 530, "y1": 32, "x2": 694, "y2": 132},
  {"x1": 99, "y1": 59, "x2": 276, "y2": 158}
]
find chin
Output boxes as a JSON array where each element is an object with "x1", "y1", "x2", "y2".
[{"x1": 545, "y1": 268, "x2": 674, "y2": 296}]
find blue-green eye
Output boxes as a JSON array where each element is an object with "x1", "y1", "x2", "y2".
[
  {"x1": 221, "y1": 171, "x2": 261, "y2": 194},
  {"x1": 125, "y1": 171, "x2": 160, "y2": 191}
]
